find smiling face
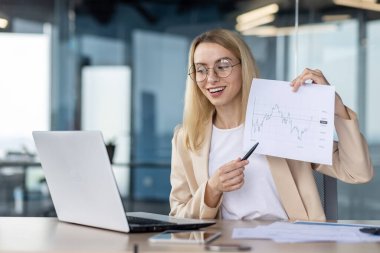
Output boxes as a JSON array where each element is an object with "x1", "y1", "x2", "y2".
[{"x1": 193, "y1": 42, "x2": 242, "y2": 110}]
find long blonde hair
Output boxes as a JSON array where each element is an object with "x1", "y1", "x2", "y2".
[{"x1": 183, "y1": 29, "x2": 259, "y2": 151}]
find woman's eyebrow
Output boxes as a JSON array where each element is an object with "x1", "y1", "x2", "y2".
[{"x1": 194, "y1": 57, "x2": 233, "y2": 65}]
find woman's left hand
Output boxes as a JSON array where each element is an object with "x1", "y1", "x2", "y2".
[
  {"x1": 291, "y1": 68, "x2": 350, "y2": 119},
  {"x1": 291, "y1": 68, "x2": 329, "y2": 91}
]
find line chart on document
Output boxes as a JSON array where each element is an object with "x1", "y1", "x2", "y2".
[{"x1": 250, "y1": 97, "x2": 329, "y2": 149}]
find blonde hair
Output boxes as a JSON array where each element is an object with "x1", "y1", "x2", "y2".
[{"x1": 182, "y1": 29, "x2": 259, "y2": 151}]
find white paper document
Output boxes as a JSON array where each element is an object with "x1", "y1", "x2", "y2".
[
  {"x1": 232, "y1": 222, "x2": 380, "y2": 243},
  {"x1": 243, "y1": 78, "x2": 335, "y2": 165}
]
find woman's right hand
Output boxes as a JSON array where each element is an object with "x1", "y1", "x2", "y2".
[{"x1": 205, "y1": 158, "x2": 248, "y2": 207}]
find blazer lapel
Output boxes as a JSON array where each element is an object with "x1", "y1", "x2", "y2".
[
  {"x1": 266, "y1": 156, "x2": 308, "y2": 220},
  {"x1": 192, "y1": 121, "x2": 212, "y2": 186}
]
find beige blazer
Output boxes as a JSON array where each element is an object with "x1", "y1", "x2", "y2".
[{"x1": 169, "y1": 108, "x2": 373, "y2": 221}]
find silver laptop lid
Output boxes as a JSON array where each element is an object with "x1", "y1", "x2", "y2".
[{"x1": 32, "y1": 131, "x2": 130, "y2": 233}]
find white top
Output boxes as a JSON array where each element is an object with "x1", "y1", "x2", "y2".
[{"x1": 208, "y1": 124, "x2": 288, "y2": 220}]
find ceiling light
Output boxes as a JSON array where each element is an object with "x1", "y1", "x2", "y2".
[
  {"x1": 0, "y1": 11, "x2": 9, "y2": 29},
  {"x1": 236, "y1": 15, "x2": 276, "y2": 31},
  {"x1": 0, "y1": 18, "x2": 9, "y2": 29},
  {"x1": 242, "y1": 24, "x2": 338, "y2": 37},
  {"x1": 334, "y1": 0, "x2": 380, "y2": 12},
  {"x1": 236, "y1": 3, "x2": 279, "y2": 24},
  {"x1": 241, "y1": 26, "x2": 278, "y2": 37},
  {"x1": 322, "y1": 14, "x2": 351, "y2": 22}
]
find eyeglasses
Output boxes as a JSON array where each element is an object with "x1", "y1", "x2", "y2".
[{"x1": 188, "y1": 58, "x2": 241, "y2": 83}]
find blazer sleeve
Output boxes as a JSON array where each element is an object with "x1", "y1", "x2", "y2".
[
  {"x1": 313, "y1": 107, "x2": 374, "y2": 183},
  {"x1": 169, "y1": 127, "x2": 221, "y2": 219}
]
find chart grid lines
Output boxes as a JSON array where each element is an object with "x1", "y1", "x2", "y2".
[{"x1": 243, "y1": 79, "x2": 335, "y2": 165}]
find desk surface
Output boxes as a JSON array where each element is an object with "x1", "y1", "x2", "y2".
[{"x1": 0, "y1": 217, "x2": 379, "y2": 253}]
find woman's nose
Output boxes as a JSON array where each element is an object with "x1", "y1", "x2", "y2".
[{"x1": 207, "y1": 69, "x2": 219, "y2": 83}]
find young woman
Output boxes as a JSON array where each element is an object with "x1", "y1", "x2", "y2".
[{"x1": 169, "y1": 29, "x2": 373, "y2": 221}]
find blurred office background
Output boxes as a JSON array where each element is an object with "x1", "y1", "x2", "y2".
[{"x1": 0, "y1": 0, "x2": 379, "y2": 219}]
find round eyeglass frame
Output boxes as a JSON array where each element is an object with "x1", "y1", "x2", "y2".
[{"x1": 188, "y1": 59, "x2": 241, "y2": 83}]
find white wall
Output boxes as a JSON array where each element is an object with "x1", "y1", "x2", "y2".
[{"x1": 0, "y1": 33, "x2": 50, "y2": 155}]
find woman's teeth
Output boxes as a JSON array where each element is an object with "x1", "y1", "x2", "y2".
[{"x1": 209, "y1": 87, "x2": 225, "y2": 93}]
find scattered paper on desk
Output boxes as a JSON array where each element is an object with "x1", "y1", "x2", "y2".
[
  {"x1": 243, "y1": 78, "x2": 335, "y2": 165},
  {"x1": 232, "y1": 222, "x2": 380, "y2": 243}
]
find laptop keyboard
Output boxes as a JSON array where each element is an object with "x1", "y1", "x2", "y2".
[{"x1": 127, "y1": 215, "x2": 176, "y2": 226}]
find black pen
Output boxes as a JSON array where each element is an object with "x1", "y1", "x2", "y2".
[
  {"x1": 360, "y1": 227, "x2": 380, "y2": 236},
  {"x1": 242, "y1": 142, "x2": 259, "y2": 160},
  {"x1": 133, "y1": 244, "x2": 138, "y2": 253}
]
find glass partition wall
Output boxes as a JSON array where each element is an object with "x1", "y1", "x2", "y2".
[{"x1": 0, "y1": 0, "x2": 379, "y2": 219}]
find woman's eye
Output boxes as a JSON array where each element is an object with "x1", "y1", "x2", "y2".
[
  {"x1": 217, "y1": 65, "x2": 229, "y2": 71},
  {"x1": 196, "y1": 67, "x2": 207, "y2": 73}
]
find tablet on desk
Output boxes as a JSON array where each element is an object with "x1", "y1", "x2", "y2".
[{"x1": 149, "y1": 230, "x2": 221, "y2": 244}]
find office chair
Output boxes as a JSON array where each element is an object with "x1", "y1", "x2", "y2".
[{"x1": 313, "y1": 171, "x2": 337, "y2": 220}]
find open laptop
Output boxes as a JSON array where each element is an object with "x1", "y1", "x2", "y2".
[{"x1": 32, "y1": 131, "x2": 215, "y2": 233}]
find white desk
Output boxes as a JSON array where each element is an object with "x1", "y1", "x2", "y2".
[{"x1": 0, "y1": 217, "x2": 379, "y2": 252}]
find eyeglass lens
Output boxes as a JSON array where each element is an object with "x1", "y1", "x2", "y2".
[{"x1": 189, "y1": 59, "x2": 234, "y2": 82}]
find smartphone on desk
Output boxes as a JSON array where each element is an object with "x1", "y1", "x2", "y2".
[
  {"x1": 205, "y1": 244, "x2": 252, "y2": 252},
  {"x1": 149, "y1": 230, "x2": 221, "y2": 244}
]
